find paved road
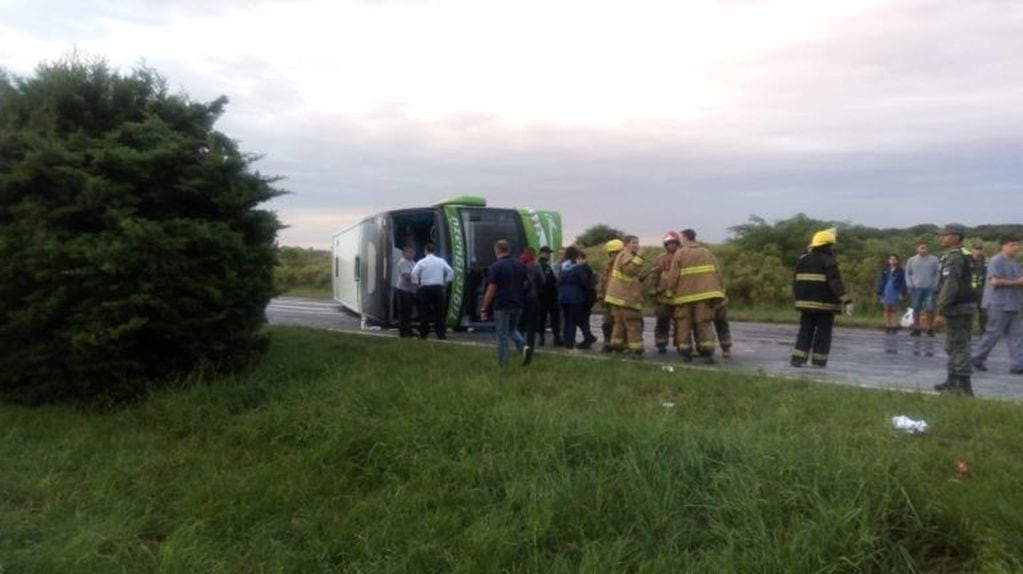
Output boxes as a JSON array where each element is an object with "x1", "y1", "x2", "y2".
[{"x1": 267, "y1": 297, "x2": 1023, "y2": 401}]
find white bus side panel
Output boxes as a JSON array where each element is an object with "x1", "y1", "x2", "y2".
[{"x1": 332, "y1": 224, "x2": 362, "y2": 314}]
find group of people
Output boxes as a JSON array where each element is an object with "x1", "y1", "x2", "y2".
[
  {"x1": 474, "y1": 228, "x2": 732, "y2": 367},
  {"x1": 394, "y1": 224, "x2": 1022, "y2": 397},
  {"x1": 873, "y1": 230, "x2": 1023, "y2": 392}
]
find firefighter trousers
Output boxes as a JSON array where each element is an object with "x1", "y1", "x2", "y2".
[
  {"x1": 654, "y1": 302, "x2": 673, "y2": 350},
  {"x1": 674, "y1": 301, "x2": 716, "y2": 355},
  {"x1": 611, "y1": 306, "x2": 644, "y2": 353},
  {"x1": 792, "y1": 311, "x2": 834, "y2": 366}
]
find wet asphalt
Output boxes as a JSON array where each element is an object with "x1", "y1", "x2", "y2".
[{"x1": 266, "y1": 297, "x2": 1023, "y2": 401}]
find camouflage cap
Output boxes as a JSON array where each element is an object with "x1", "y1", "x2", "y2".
[{"x1": 941, "y1": 223, "x2": 967, "y2": 237}]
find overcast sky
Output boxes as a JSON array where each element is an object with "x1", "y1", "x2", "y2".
[{"x1": 2, "y1": 0, "x2": 1021, "y2": 247}]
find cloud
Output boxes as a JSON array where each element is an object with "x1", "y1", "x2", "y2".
[{"x1": 2, "y1": 0, "x2": 1021, "y2": 249}]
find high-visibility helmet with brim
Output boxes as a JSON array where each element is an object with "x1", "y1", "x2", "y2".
[
  {"x1": 605, "y1": 239, "x2": 624, "y2": 253},
  {"x1": 809, "y1": 229, "x2": 837, "y2": 248}
]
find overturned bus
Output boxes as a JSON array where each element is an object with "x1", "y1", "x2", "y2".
[{"x1": 331, "y1": 196, "x2": 562, "y2": 328}]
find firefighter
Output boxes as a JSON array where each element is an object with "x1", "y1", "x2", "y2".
[
  {"x1": 933, "y1": 224, "x2": 978, "y2": 396},
  {"x1": 604, "y1": 235, "x2": 646, "y2": 356},
  {"x1": 666, "y1": 229, "x2": 726, "y2": 363},
  {"x1": 791, "y1": 229, "x2": 853, "y2": 368},
  {"x1": 597, "y1": 239, "x2": 624, "y2": 352},
  {"x1": 649, "y1": 231, "x2": 682, "y2": 354}
]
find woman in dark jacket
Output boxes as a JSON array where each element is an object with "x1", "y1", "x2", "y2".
[
  {"x1": 876, "y1": 254, "x2": 908, "y2": 333},
  {"x1": 558, "y1": 246, "x2": 589, "y2": 349}
]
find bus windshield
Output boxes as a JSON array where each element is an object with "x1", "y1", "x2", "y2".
[{"x1": 459, "y1": 208, "x2": 524, "y2": 268}]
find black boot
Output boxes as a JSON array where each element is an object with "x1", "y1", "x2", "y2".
[
  {"x1": 957, "y1": 375, "x2": 974, "y2": 397},
  {"x1": 934, "y1": 378, "x2": 953, "y2": 393}
]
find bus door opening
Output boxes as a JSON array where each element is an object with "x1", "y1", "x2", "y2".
[{"x1": 459, "y1": 208, "x2": 526, "y2": 323}]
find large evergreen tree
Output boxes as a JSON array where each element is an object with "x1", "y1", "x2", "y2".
[{"x1": 0, "y1": 56, "x2": 283, "y2": 402}]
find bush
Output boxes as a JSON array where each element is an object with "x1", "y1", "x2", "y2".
[
  {"x1": 274, "y1": 246, "x2": 330, "y2": 293},
  {"x1": 575, "y1": 224, "x2": 626, "y2": 248},
  {"x1": 0, "y1": 56, "x2": 283, "y2": 403}
]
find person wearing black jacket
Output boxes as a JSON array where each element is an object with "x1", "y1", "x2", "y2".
[
  {"x1": 536, "y1": 246, "x2": 562, "y2": 347},
  {"x1": 791, "y1": 229, "x2": 853, "y2": 368},
  {"x1": 517, "y1": 247, "x2": 544, "y2": 351},
  {"x1": 558, "y1": 246, "x2": 589, "y2": 349},
  {"x1": 576, "y1": 251, "x2": 599, "y2": 349}
]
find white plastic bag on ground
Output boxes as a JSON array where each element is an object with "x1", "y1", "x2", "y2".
[
  {"x1": 891, "y1": 415, "x2": 929, "y2": 434},
  {"x1": 900, "y1": 308, "x2": 915, "y2": 328}
]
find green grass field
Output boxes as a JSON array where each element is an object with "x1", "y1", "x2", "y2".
[{"x1": 4, "y1": 326, "x2": 1021, "y2": 572}]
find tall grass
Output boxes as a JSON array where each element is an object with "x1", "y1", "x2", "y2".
[{"x1": 2, "y1": 326, "x2": 1021, "y2": 571}]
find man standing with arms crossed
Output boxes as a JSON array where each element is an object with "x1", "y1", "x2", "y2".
[{"x1": 932, "y1": 224, "x2": 978, "y2": 396}]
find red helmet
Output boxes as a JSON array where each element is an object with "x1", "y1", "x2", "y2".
[{"x1": 662, "y1": 231, "x2": 681, "y2": 245}]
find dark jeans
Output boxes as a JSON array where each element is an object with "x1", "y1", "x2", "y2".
[
  {"x1": 579, "y1": 301, "x2": 596, "y2": 345},
  {"x1": 417, "y1": 285, "x2": 447, "y2": 339},
  {"x1": 519, "y1": 299, "x2": 540, "y2": 349},
  {"x1": 396, "y1": 289, "x2": 417, "y2": 337},
  {"x1": 494, "y1": 308, "x2": 527, "y2": 365},
  {"x1": 538, "y1": 297, "x2": 561, "y2": 345},
  {"x1": 561, "y1": 304, "x2": 586, "y2": 348},
  {"x1": 793, "y1": 311, "x2": 835, "y2": 366}
]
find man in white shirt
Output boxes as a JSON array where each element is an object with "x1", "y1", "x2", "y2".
[
  {"x1": 410, "y1": 242, "x2": 455, "y2": 339},
  {"x1": 394, "y1": 246, "x2": 417, "y2": 338}
]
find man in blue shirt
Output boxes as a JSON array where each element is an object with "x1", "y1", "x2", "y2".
[
  {"x1": 481, "y1": 239, "x2": 533, "y2": 366},
  {"x1": 972, "y1": 236, "x2": 1023, "y2": 375}
]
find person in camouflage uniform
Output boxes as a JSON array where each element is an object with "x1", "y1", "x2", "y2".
[{"x1": 933, "y1": 223, "x2": 978, "y2": 396}]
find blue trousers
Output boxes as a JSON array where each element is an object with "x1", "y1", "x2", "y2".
[{"x1": 494, "y1": 308, "x2": 527, "y2": 365}]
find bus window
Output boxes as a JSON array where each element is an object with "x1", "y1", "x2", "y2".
[
  {"x1": 458, "y1": 208, "x2": 525, "y2": 323},
  {"x1": 459, "y1": 208, "x2": 524, "y2": 267}
]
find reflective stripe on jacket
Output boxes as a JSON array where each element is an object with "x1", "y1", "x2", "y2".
[
  {"x1": 604, "y1": 251, "x2": 645, "y2": 310},
  {"x1": 793, "y1": 248, "x2": 850, "y2": 313},
  {"x1": 666, "y1": 244, "x2": 725, "y2": 305}
]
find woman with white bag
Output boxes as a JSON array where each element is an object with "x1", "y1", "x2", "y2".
[{"x1": 876, "y1": 254, "x2": 908, "y2": 334}]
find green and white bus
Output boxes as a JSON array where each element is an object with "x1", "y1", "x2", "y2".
[{"x1": 331, "y1": 196, "x2": 562, "y2": 328}]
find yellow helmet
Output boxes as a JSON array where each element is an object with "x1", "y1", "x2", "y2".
[
  {"x1": 809, "y1": 228, "x2": 837, "y2": 248},
  {"x1": 604, "y1": 239, "x2": 624, "y2": 253}
]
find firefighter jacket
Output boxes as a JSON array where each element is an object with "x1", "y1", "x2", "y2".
[
  {"x1": 648, "y1": 252, "x2": 676, "y2": 304},
  {"x1": 604, "y1": 250, "x2": 646, "y2": 310},
  {"x1": 792, "y1": 247, "x2": 851, "y2": 313},
  {"x1": 597, "y1": 255, "x2": 617, "y2": 301},
  {"x1": 937, "y1": 247, "x2": 977, "y2": 317},
  {"x1": 666, "y1": 244, "x2": 725, "y2": 305}
]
